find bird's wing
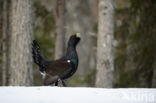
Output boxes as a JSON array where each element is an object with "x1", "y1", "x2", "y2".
[{"x1": 46, "y1": 59, "x2": 73, "y2": 78}]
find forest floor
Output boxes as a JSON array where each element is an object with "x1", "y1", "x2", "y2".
[{"x1": 0, "y1": 87, "x2": 155, "y2": 103}]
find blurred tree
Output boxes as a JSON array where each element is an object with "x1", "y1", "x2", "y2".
[
  {"x1": 54, "y1": 0, "x2": 66, "y2": 59},
  {"x1": 125, "y1": 0, "x2": 156, "y2": 87},
  {"x1": 95, "y1": 0, "x2": 114, "y2": 87},
  {"x1": 134, "y1": 0, "x2": 156, "y2": 87},
  {"x1": 152, "y1": 62, "x2": 156, "y2": 87},
  {"x1": 114, "y1": 0, "x2": 133, "y2": 87},
  {"x1": 2, "y1": 0, "x2": 10, "y2": 85},
  {"x1": 0, "y1": 0, "x2": 3, "y2": 85},
  {"x1": 34, "y1": 0, "x2": 55, "y2": 60},
  {"x1": 93, "y1": 0, "x2": 99, "y2": 21},
  {"x1": 115, "y1": 0, "x2": 156, "y2": 88},
  {"x1": 8, "y1": 0, "x2": 34, "y2": 86}
]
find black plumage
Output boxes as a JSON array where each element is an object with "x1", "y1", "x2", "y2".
[{"x1": 32, "y1": 33, "x2": 81, "y2": 86}]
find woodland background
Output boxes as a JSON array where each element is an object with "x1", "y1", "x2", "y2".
[{"x1": 0, "y1": 0, "x2": 156, "y2": 88}]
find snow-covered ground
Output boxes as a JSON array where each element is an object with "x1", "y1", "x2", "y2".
[{"x1": 0, "y1": 87, "x2": 155, "y2": 103}]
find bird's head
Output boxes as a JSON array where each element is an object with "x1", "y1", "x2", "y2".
[{"x1": 68, "y1": 33, "x2": 81, "y2": 47}]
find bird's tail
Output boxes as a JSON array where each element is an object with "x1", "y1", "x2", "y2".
[{"x1": 32, "y1": 40, "x2": 47, "y2": 72}]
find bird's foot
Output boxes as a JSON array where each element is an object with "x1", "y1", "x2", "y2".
[
  {"x1": 55, "y1": 79, "x2": 61, "y2": 86},
  {"x1": 62, "y1": 80, "x2": 67, "y2": 87},
  {"x1": 55, "y1": 81, "x2": 58, "y2": 86}
]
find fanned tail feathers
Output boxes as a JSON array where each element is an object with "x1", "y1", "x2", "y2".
[{"x1": 32, "y1": 40, "x2": 47, "y2": 72}]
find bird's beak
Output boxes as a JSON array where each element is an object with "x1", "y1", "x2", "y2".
[{"x1": 76, "y1": 33, "x2": 81, "y2": 38}]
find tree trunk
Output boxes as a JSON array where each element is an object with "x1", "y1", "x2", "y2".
[
  {"x1": 8, "y1": 0, "x2": 34, "y2": 86},
  {"x1": 55, "y1": 0, "x2": 66, "y2": 59},
  {"x1": 93, "y1": 0, "x2": 99, "y2": 21},
  {"x1": 152, "y1": 58, "x2": 156, "y2": 87},
  {"x1": 2, "y1": 0, "x2": 10, "y2": 86},
  {"x1": 152, "y1": 68, "x2": 156, "y2": 88},
  {"x1": 0, "y1": 0, "x2": 4, "y2": 85},
  {"x1": 95, "y1": 0, "x2": 114, "y2": 88}
]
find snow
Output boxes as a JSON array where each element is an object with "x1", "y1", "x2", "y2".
[{"x1": 0, "y1": 87, "x2": 156, "y2": 103}]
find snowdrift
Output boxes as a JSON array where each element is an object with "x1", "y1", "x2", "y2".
[{"x1": 0, "y1": 87, "x2": 155, "y2": 103}]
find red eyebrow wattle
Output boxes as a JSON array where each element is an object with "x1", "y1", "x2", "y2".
[{"x1": 72, "y1": 35, "x2": 75, "y2": 39}]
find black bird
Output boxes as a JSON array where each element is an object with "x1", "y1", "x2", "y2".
[{"x1": 32, "y1": 33, "x2": 81, "y2": 86}]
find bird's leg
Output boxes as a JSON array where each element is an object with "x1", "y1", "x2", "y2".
[
  {"x1": 55, "y1": 81, "x2": 58, "y2": 86},
  {"x1": 55, "y1": 78, "x2": 61, "y2": 86},
  {"x1": 62, "y1": 80, "x2": 67, "y2": 87}
]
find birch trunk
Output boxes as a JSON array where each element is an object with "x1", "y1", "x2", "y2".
[
  {"x1": 95, "y1": 0, "x2": 114, "y2": 88},
  {"x1": 8, "y1": 0, "x2": 34, "y2": 86},
  {"x1": 55, "y1": 0, "x2": 66, "y2": 59}
]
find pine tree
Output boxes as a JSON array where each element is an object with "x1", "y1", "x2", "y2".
[{"x1": 55, "y1": 0, "x2": 66, "y2": 59}]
